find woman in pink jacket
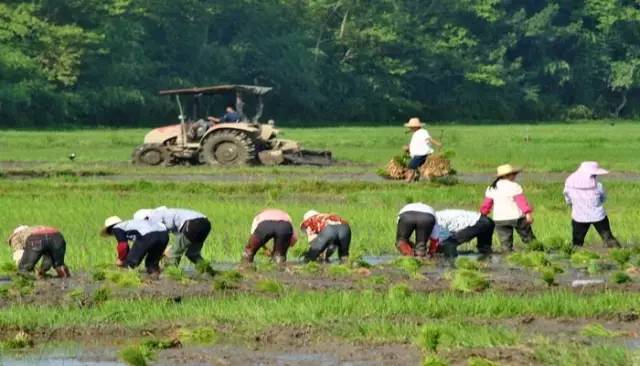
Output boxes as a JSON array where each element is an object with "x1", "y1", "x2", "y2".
[
  {"x1": 480, "y1": 164, "x2": 535, "y2": 251},
  {"x1": 564, "y1": 161, "x2": 620, "y2": 248}
]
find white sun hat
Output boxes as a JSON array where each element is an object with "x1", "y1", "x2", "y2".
[
  {"x1": 403, "y1": 117, "x2": 424, "y2": 128},
  {"x1": 303, "y1": 210, "x2": 319, "y2": 221},
  {"x1": 7, "y1": 225, "x2": 28, "y2": 244},
  {"x1": 496, "y1": 164, "x2": 522, "y2": 177},
  {"x1": 101, "y1": 216, "x2": 123, "y2": 236},
  {"x1": 133, "y1": 209, "x2": 154, "y2": 221}
]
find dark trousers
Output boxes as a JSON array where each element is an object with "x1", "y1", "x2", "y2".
[
  {"x1": 19, "y1": 233, "x2": 66, "y2": 273},
  {"x1": 396, "y1": 211, "x2": 436, "y2": 256},
  {"x1": 244, "y1": 221, "x2": 294, "y2": 262},
  {"x1": 125, "y1": 231, "x2": 169, "y2": 273},
  {"x1": 494, "y1": 217, "x2": 535, "y2": 250},
  {"x1": 305, "y1": 224, "x2": 351, "y2": 262},
  {"x1": 441, "y1": 216, "x2": 495, "y2": 257},
  {"x1": 572, "y1": 216, "x2": 619, "y2": 247},
  {"x1": 179, "y1": 217, "x2": 212, "y2": 264}
]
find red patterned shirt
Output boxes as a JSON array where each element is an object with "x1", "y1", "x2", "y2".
[{"x1": 300, "y1": 214, "x2": 348, "y2": 235}]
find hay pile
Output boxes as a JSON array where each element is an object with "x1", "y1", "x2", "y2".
[{"x1": 384, "y1": 154, "x2": 453, "y2": 180}]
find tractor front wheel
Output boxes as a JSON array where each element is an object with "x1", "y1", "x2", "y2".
[
  {"x1": 202, "y1": 131, "x2": 255, "y2": 166},
  {"x1": 132, "y1": 144, "x2": 169, "y2": 166}
]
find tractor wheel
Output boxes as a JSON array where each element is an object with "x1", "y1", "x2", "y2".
[
  {"x1": 132, "y1": 144, "x2": 169, "y2": 166},
  {"x1": 201, "y1": 130, "x2": 256, "y2": 166}
]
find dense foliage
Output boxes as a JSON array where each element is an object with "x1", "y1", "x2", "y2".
[{"x1": 1, "y1": 0, "x2": 640, "y2": 126}]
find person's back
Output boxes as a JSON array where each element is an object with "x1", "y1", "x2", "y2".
[{"x1": 149, "y1": 207, "x2": 205, "y2": 233}]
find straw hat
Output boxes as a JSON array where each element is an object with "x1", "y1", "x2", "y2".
[
  {"x1": 7, "y1": 225, "x2": 28, "y2": 244},
  {"x1": 303, "y1": 210, "x2": 319, "y2": 222},
  {"x1": 496, "y1": 164, "x2": 522, "y2": 177},
  {"x1": 133, "y1": 209, "x2": 153, "y2": 221},
  {"x1": 101, "y1": 216, "x2": 123, "y2": 236},
  {"x1": 403, "y1": 117, "x2": 424, "y2": 128},
  {"x1": 577, "y1": 161, "x2": 608, "y2": 176}
]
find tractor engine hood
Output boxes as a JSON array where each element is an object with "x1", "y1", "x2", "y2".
[{"x1": 144, "y1": 124, "x2": 182, "y2": 144}]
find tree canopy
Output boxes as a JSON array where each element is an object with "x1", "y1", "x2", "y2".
[{"x1": 1, "y1": 0, "x2": 639, "y2": 126}]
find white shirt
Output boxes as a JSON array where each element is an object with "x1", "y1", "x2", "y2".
[
  {"x1": 409, "y1": 128, "x2": 433, "y2": 157},
  {"x1": 397, "y1": 203, "x2": 440, "y2": 240},
  {"x1": 436, "y1": 210, "x2": 481, "y2": 240},
  {"x1": 485, "y1": 180, "x2": 524, "y2": 221}
]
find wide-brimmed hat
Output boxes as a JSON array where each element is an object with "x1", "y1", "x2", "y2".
[
  {"x1": 7, "y1": 225, "x2": 28, "y2": 244},
  {"x1": 403, "y1": 117, "x2": 424, "y2": 128},
  {"x1": 133, "y1": 209, "x2": 153, "y2": 221},
  {"x1": 101, "y1": 216, "x2": 122, "y2": 236},
  {"x1": 303, "y1": 210, "x2": 319, "y2": 222},
  {"x1": 496, "y1": 164, "x2": 522, "y2": 177},
  {"x1": 577, "y1": 161, "x2": 608, "y2": 176}
]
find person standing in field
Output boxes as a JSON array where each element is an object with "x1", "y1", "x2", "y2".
[
  {"x1": 480, "y1": 164, "x2": 535, "y2": 252},
  {"x1": 564, "y1": 161, "x2": 620, "y2": 248},
  {"x1": 300, "y1": 210, "x2": 351, "y2": 263},
  {"x1": 101, "y1": 216, "x2": 169, "y2": 274},
  {"x1": 134, "y1": 207, "x2": 212, "y2": 267},
  {"x1": 435, "y1": 209, "x2": 495, "y2": 257},
  {"x1": 6, "y1": 225, "x2": 70, "y2": 278},
  {"x1": 396, "y1": 202, "x2": 441, "y2": 257},
  {"x1": 403, "y1": 117, "x2": 442, "y2": 182},
  {"x1": 243, "y1": 209, "x2": 297, "y2": 265}
]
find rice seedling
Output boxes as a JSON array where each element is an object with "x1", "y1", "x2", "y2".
[
  {"x1": 540, "y1": 268, "x2": 557, "y2": 286},
  {"x1": 359, "y1": 274, "x2": 387, "y2": 287},
  {"x1": 454, "y1": 257, "x2": 482, "y2": 271},
  {"x1": 417, "y1": 325, "x2": 441, "y2": 352},
  {"x1": 507, "y1": 251, "x2": 550, "y2": 269},
  {"x1": 178, "y1": 327, "x2": 217, "y2": 344},
  {"x1": 119, "y1": 345, "x2": 149, "y2": 366},
  {"x1": 327, "y1": 264, "x2": 353, "y2": 277},
  {"x1": 449, "y1": 270, "x2": 490, "y2": 292},
  {"x1": 1, "y1": 331, "x2": 33, "y2": 350},
  {"x1": 0, "y1": 262, "x2": 16, "y2": 276},
  {"x1": 297, "y1": 261, "x2": 322, "y2": 274},
  {"x1": 212, "y1": 270, "x2": 243, "y2": 290},
  {"x1": 388, "y1": 283, "x2": 412, "y2": 300},
  {"x1": 255, "y1": 278, "x2": 283, "y2": 293},
  {"x1": 422, "y1": 355, "x2": 448, "y2": 366},
  {"x1": 580, "y1": 323, "x2": 620, "y2": 337},
  {"x1": 393, "y1": 257, "x2": 423, "y2": 276},
  {"x1": 105, "y1": 269, "x2": 142, "y2": 288},
  {"x1": 570, "y1": 250, "x2": 600, "y2": 268},
  {"x1": 163, "y1": 266, "x2": 185, "y2": 281},
  {"x1": 610, "y1": 271, "x2": 632, "y2": 284},
  {"x1": 195, "y1": 260, "x2": 218, "y2": 276},
  {"x1": 609, "y1": 248, "x2": 632, "y2": 267}
]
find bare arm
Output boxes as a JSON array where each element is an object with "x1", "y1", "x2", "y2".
[{"x1": 428, "y1": 137, "x2": 442, "y2": 148}]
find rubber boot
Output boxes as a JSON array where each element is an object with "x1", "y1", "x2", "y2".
[{"x1": 396, "y1": 240, "x2": 415, "y2": 256}]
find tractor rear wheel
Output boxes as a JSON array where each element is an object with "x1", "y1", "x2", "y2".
[
  {"x1": 132, "y1": 144, "x2": 169, "y2": 166},
  {"x1": 201, "y1": 130, "x2": 256, "y2": 166}
]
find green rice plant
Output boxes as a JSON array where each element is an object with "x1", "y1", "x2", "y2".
[
  {"x1": 540, "y1": 268, "x2": 556, "y2": 286},
  {"x1": 105, "y1": 269, "x2": 141, "y2": 288},
  {"x1": 527, "y1": 240, "x2": 545, "y2": 252},
  {"x1": 534, "y1": 340, "x2": 631, "y2": 366},
  {"x1": 163, "y1": 266, "x2": 184, "y2": 281},
  {"x1": 0, "y1": 261, "x2": 16, "y2": 275},
  {"x1": 178, "y1": 327, "x2": 217, "y2": 344},
  {"x1": 393, "y1": 256, "x2": 423, "y2": 275},
  {"x1": 610, "y1": 271, "x2": 632, "y2": 284},
  {"x1": 91, "y1": 269, "x2": 106, "y2": 281},
  {"x1": 256, "y1": 262, "x2": 277, "y2": 272},
  {"x1": 449, "y1": 270, "x2": 490, "y2": 293},
  {"x1": 587, "y1": 259, "x2": 603, "y2": 274},
  {"x1": 467, "y1": 357, "x2": 500, "y2": 366},
  {"x1": 570, "y1": 250, "x2": 600, "y2": 268},
  {"x1": 66, "y1": 288, "x2": 85, "y2": 303},
  {"x1": 11, "y1": 275, "x2": 34, "y2": 296},
  {"x1": 297, "y1": 261, "x2": 322, "y2": 274},
  {"x1": 92, "y1": 286, "x2": 110, "y2": 303},
  {"x1": 359, "y1": 274, "x2": 387, "y2": 286},
  {"x1": 0, "y1": 285, "x2": 9, "y2": 298},
  {"x1": 119, "y1": 345, "x2": 149, "y2": 366},
  {"x1": 507, "y1": 251, "x2": 550, "y2": 269},
  {"x1": 255, "y1": 279, "x2": 283, "y2": 293},
  {"x1": 423, "y1": 355, "x2": 448, "y2": 366},
  {"x1": 195, "y1": 260, "x2": 218, "y2": 276},
  {"x1": 454, "y1": 257, "x2": 481, "y2": 271},
  {"x1": 543, "y1": 236, "x2": 572, "y2": 255},
  {"x1": 212, "y1": 270, "x2": 243, "y2": 290},
  {"x1": 1, "y1": 331, "x2": 33, "y2": 349},
  {"x1": 418, "y1": 325, "x2": 442, "y2": 352},
  {"x1": 327, "y1": 264, "x2": 353, "y2": 277},
  {"x1": 140, "y1": 338, "x2": 180, "y2": 351},
  {"x1": 609, "y1": 248, "x2": 632, "y2": 267},
  {"x1": 388, "y1": 283, "x2": 412, "y2": 301},
  {"x1": 580, "y1": 323, "x2": 620, "y2": 337}
]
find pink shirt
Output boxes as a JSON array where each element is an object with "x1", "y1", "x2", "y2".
[
  {"x1": 564, "y1": 174, "x2": 607, "y2": 223},
  {"x1": 251, "y1": 209, "x2": 298, "y2": 243}
]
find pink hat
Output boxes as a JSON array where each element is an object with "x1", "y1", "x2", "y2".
[{"x1": 577, "y1": 161, "x2": 608, "y2": 176}]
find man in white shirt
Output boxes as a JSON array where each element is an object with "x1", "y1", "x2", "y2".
[
  {"x1": 436, "y1": 209, "x2": 495, "y2": 257},
  {"x1": 403, "y1": 117, "x2": 442, "y2": 182}
]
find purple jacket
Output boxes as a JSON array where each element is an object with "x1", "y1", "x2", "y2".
[{"x1": 563, "y1": 173, "x2": 606, "y2": 223}]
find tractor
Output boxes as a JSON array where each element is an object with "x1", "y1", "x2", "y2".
[{"x1": 132, "y1": 85, "x2": 333, "y2": 166}]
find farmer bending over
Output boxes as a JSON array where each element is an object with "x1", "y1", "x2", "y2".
[
  {"x1": 436, "y1": 209, "x2": 495, "y2": 258},
  {"x1": 396, "y1": 203, "x2": 441, "y2": 258},
  {"x1": 403, "y1": 117, "x2": 441, "y2": 182},
  {"x1": 7, "y1": 225, "x2": 70, "y2": 278},
  {"x1": 243, "y1": 209, "x2": 297, "y2": 265},
  {"x1": 134, "y1": 207, "x2": 212, "y2": 266},
  {"x1": 101, "y1": 216, "x2": 169, "y2": 274},
  {"x1": 300, "y1": 210, "x2": 351, "y2": 263}
]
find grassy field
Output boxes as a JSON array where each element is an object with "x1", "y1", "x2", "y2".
[{"x1": 1, "y1": 122, "x2": 640, "y2": 365}]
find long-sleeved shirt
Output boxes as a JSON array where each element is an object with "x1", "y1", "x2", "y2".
[
  {"x1": 111, "y1": 220, "x2": 166, "y2": 260},
  {"x1": 436, "y1": 210, "x2": 481, "y2": 233},
  {"x1": 251, "y1": 209, "x2": 298, "y2": 245},
  {"x1": 564, "y1": 178, "x2": 607, "y2": 223},
  {"x1": 480, "y1": 180, "x2": 532, "y2": 221},
  {"x1": 147, "y1": 208, "x2": 205, "y2": 233}
]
